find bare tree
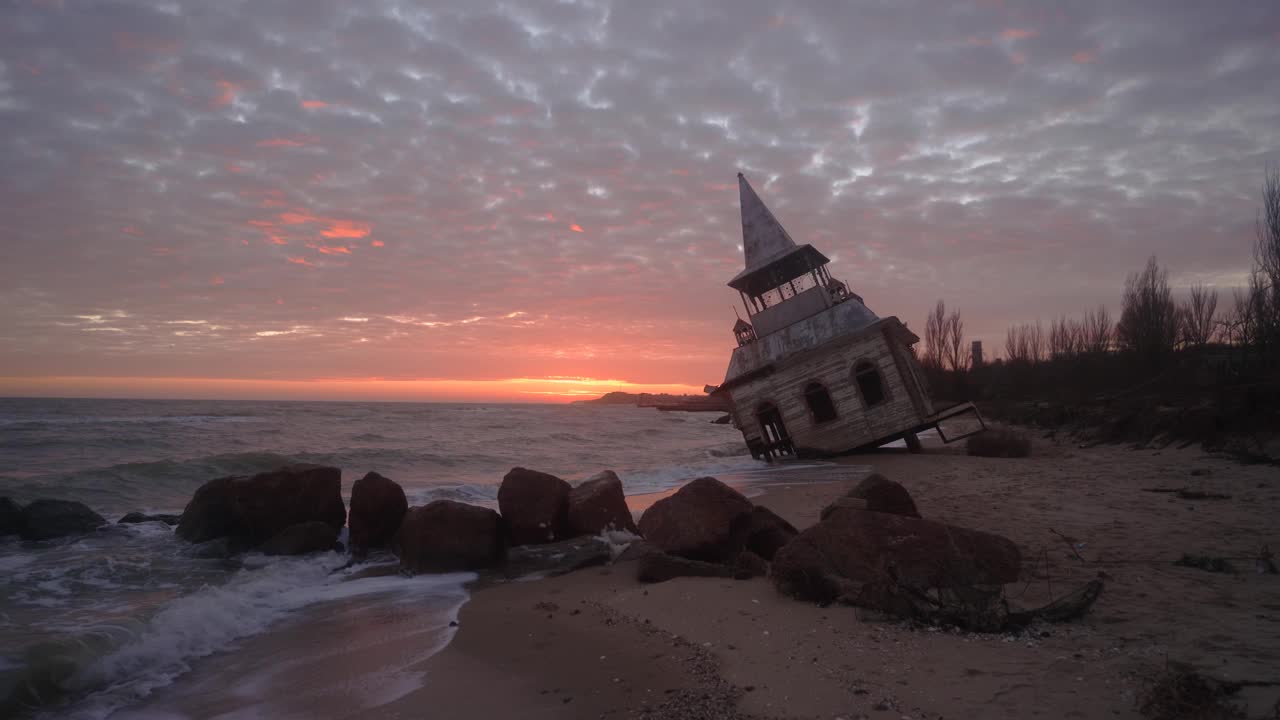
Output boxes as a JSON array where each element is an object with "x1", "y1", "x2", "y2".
[
  {"x1": 1245, "y1": 165, "x2": 1280, "y2": 355},
  {"x1": 1080, "y1": 306, "x2": 1113, "y2": 354},
  {"x1": 1116, "y1": 256, "x2": 1182, "y2": 366},
  {"x1": 1027, "y1": 320, "x2": 1045, "y2": 363},
  {"x1": 1179, "y1": 283, "x2": 1218, "y2": 349},
  {"x1": 1049, "y1": 316, "x2": 1083, "y2": 359},
  {"x1": 1004, "y1": 321, "x2": 1046, "y2": 365},
  {"x1": 942, "y1": 308, "x2": 968, "y2": 372},
  {"x1": 923, "y1": 300, "x2": 947, "y2": 370}
]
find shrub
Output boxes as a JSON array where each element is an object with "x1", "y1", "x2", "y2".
[{"x1": 966, "y1": 428, "x2": 1032, "y2": 458}]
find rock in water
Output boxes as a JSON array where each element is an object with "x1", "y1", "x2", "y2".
[
  {"x1": 567, "y1": 470, "x2": 637, "y2": 536},
  {"x1": 731, "y1": 505, "x2": 797, "y2": 561},
  {"x1": 118, "y1": 512, "x2": 181, "y2": 525},
  {"x1": 637, "y1": 477, "x2": 754, "y2": 563},
  {"x1": 259, "y1": 521, "x2": 340, "y2": 556},
  {"x1": 498, "y1": 467, "x2": 571, "y2": 545},
  {"x1": 176, "y1": 464, "x2": 346, "y2": 546},
  {"x1": 396, "y1": 500, "x2": 506, "y2": 573},
  {"x1": 1, "y1": 497, "x2": 23, "y2": 536},
  {"x1": 348, "y1": 471, "x2": 408, "y2": 551},
  {"x1": 18, "y1": 499, "x2": 106, "y2": 541},
  {"x1": 773, "y1": 507, "x2": 1021, "y2": 605},
  {"x1": 820, "y1": 473, "x2": 921, "y2": 520}
]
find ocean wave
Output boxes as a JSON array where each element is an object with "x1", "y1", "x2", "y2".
[
  {"x1": 0, "y1": 415, "x2": 261, "y2": 429},
  {"x1": 0, "y1": 556, "x2": 473, "y2": 720}
]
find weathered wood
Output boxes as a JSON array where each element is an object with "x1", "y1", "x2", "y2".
[{"x1": 727, "y1": 318, "x2": 932, "y2": 454}]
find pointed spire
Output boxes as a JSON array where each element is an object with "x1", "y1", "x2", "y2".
[{"x1": 738, "y1": 172, "x2": 796, "y2": 270}]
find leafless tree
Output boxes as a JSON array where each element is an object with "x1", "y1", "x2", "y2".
[
  {"x1": 1080, "y1": 306, "x2": 1113, "y2": 353},
  {"x1": 1027, "y1": 320, "x2": 1045, "y2": 363},
  {"x1": 1004, "y1": 321, "x2": 1045, "y2": 365},
  {"x1": 1244, "y1": 165, "x2": 1280, "y2": 355},
  {"x1": 923, "y1": 300, "x2": 947, "y2": 370},
  {"x1": 1179, "y1": 283, "x2": 1218, "y2": 349},
  {"x1": 942, "y1": 308, "x2": 968, "y2": 372},
  {"x1": 1049, "y1": 316, "x2": 1083, "y2": 359},
  {"x1": 1116, "y1": 256, "x2": 1182, "y2": 365}
]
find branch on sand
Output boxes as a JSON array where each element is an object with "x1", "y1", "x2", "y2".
[{"x1": 837, "y1": 574, "x2": 1105, "y2": 634}]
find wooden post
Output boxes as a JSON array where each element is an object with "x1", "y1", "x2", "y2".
[{"x1": 904, "y1": 432, "x2": 923, "y2": 453}]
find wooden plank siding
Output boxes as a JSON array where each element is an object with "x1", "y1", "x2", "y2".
[{"x1": 727, "y1": 321, "x2": 930, "y2": 455}]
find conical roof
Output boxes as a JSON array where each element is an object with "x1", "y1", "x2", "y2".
[
  {"x1": 728, "y1": 173, "x2": 829, "y2": 295},
  {"x1": 738, "y1": 173, "x2": 796, "y2": 268}
]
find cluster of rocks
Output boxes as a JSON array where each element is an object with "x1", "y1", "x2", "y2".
[
  {"x1": 396, "y1": 467, "x2": 636, "y2": 573},
  {"x1": 6, "y1": 462, "x2": 1090, "y2": 631}
]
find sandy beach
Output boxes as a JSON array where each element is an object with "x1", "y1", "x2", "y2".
[
  {"x1": 405, "y1": 436, "x2": 1280, "y2": 720},
  {"x1": 133, "y1": 433, "x2": 1280, "y2": 720}
]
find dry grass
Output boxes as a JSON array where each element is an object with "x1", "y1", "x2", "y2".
[
  {"x1": 1138, "y1": 671, "x2": 1245, "y2": 720},
  {"x1": 966, "y1": 428, "x2": 1032, "y2": 458}
]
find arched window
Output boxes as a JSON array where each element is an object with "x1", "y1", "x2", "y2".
[
  {"x1": 854, "y1": 360, "x2": 886, "y2": 407},
  {"x1": 803, "y1": 382, "x2": 838, "y2": 423}
]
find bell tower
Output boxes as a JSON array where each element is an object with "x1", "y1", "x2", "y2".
[{"x1": 728, "y1": 173, "x2": 851, "y2": 339}]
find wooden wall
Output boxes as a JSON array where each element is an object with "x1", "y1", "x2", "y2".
[{"x1": 728, "y1": 322, "x2": 929, "y2": 454}]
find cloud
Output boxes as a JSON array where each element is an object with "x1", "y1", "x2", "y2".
[{"x1": 1, "y1": 0, "x2": 1278, "y2": 395}]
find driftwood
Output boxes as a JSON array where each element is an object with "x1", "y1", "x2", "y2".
[
  {"x1": 836, "y1": 575, "x2": 1105, "y2": 633},
  {"x1": 1141, "y1": 487, "x2": 1232, "y2": 500}
]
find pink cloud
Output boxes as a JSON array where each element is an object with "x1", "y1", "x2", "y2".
[
  {"x1": 1001, "y1": 28, "x2": 1037, "y2": 40},
  {"x1": 570, "y1": 224, "x2": 584, "y2": 233},
  {"x1": 286, "y1": 256, "x2": 313, "y2": 267},
  {"x1": 212, "y1": 80, "x2": 239, "y2": 109},
  {"x1": 1072, "y1": 50, "x2": 1096, "y2": 64},
  {"x1": 301, "y1": 100, "x2": 329, "y2": 109},
  {"x1": 371, "y1": 240, "x2": 385, "y2": 247},
  {"x1": 320, "y1": 220, "x2": 371, "y2": 239}
]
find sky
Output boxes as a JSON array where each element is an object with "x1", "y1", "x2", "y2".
[{"x1": 2, "y1": 0, "x2": 1278, "y2": 401}]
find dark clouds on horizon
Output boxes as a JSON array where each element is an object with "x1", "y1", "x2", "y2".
[{"x1": 2, "y1": 0, "x2": 1278, "y2": 387}]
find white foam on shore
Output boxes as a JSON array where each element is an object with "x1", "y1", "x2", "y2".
[{"x1": 56, "y1": 555, "x2": 474, "y2": 720}]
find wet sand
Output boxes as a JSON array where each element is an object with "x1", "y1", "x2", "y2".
[{"x1": 139, "y1": 435, "x2": 1280, "y2": 719}]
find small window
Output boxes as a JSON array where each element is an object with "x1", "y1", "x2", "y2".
[
  {"x1": 854, "y1": 360, "x2": 886, "y2": 407},
  {"x1": 803, "y1": 382, "x2": 838, "y2": 423}
]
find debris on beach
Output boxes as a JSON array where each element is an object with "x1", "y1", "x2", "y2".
[
  {"x1": 1138, "y1": 670, "x2": 1248, "y2": 720},
  {"x1": 1174, "y1": 554, "x2": 1238, "y2": 574}
]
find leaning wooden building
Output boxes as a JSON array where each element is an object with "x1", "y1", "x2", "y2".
[{"x1": 715, "y1": 173, "x2": 978, "y2": 459}]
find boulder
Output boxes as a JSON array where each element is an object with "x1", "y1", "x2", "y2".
[
  {"x1": 1, "y1": 497, "x2": 22, "y2": 536},
  {"x1": 348, "y1": 471, "x2": 408, "y2": 551},
  {"x1": 772, "y1": 508, "x2": 1022, "y2": 606},
  {"x1": 731, "y1": 505, "x2": 798, "y2": 560},
  {"x1": 820, "y1": 473, "x2": 921, "y2": 520},
  {"x1": 259, "y1": 521, "x2": 340, "y2": 556},
  {"x1": 176, "y1": 464, "x2": 346, "y2": 546},
  {"x1": 566, "y1": 471, "x2": 637, "y2": 536},
  {"x1": 18, "y1": 499, "x2": 106, "y2": 541},
  {"x1": 497, "y1": 467, "x2": 571, "y2": 545},
  {"x1": 118, "y1": 512, "x2": 181, "y2": 525},
  {"x1": 395, "y1": 500, "x2": 506, "y2": 573},
  {"x1": 637, "y1": 477, "x2": 753, "y2": 563}
]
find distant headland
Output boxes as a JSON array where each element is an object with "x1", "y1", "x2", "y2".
[{"x1": 574, "y1": 391, "x2": 728, "y2": 412}]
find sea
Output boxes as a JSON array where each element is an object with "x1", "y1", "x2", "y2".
[{"x1": 0, "y1": 397, "x2": 853, "y2": 719}]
